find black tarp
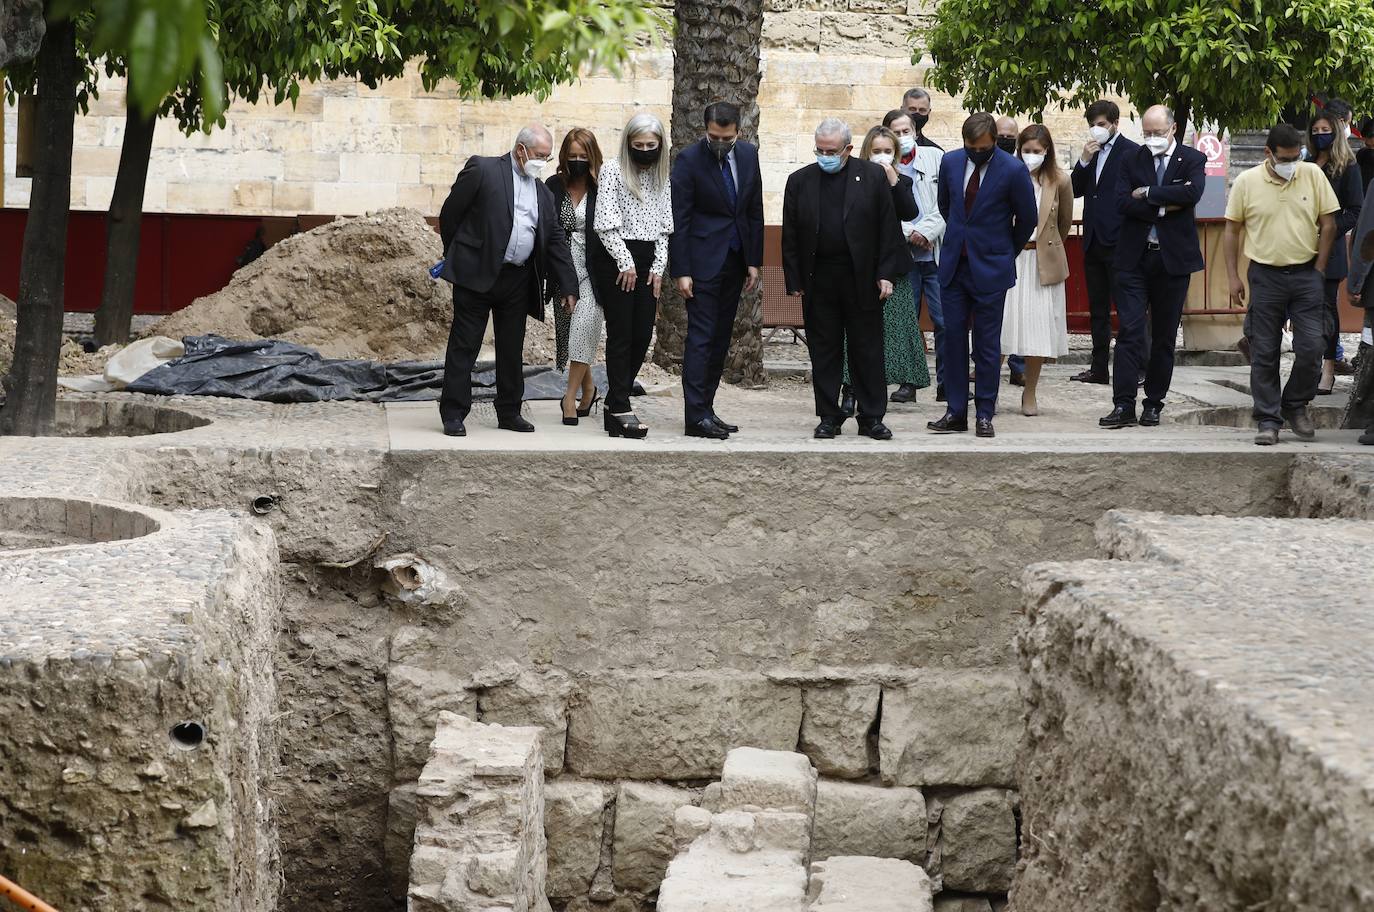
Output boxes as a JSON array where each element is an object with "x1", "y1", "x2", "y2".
[{"x1": 126, "y1": 335, "x2": 610, "y2": 404}]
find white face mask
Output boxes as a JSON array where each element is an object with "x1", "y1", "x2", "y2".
[
  {"x1": 1021, "y1": 152, "x2": 1046, "y2": 171},
  {"x1": 1089, "y1": 125, "x2": 1112, "y2": 144},
  {"x1": 1342, "y1": 123, "x2": 1353, "y2": 140},
  {"x1": 522, "y1": 157, "x2": 547, "y2": 179},
  {"x1": 1271, "y1": 159, "x2": 1298, "y2": 181},
  {"x1": 1144, "y1": 135, "x2": 1170, "y2": 154},
  {"x1": 870, "y1": 152, "x2": 895, "y2": 167},
  {"x1": 897, "y1": 134, "x2": 916, "y2": 155}
]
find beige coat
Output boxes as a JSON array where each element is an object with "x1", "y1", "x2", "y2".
[{"x1": 1033, "y1": 171, "x2": 1074, "y2": 286}]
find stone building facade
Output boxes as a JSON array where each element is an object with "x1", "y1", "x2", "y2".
[{"x1": 1, "y1": 0, "x2": 1106, "y2": 224}]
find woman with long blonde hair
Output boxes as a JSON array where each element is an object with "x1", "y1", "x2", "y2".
[
  {"x1": 594, "y1": 112, "x2": 674, "y2": 438},
  {"x1": 1309, "y1": 112, "x2": 1363, "y2": 393}
]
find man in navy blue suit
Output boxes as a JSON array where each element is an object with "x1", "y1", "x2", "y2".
[
  {"x1": 1070, "y1": 100, "x2": 1140, "y2": 385},
  {"x1": 670, "y1": 102, "x2": 765, "y2": 439},
  {"x1": 928, "y1": 112, "x2": 1038, "y2": 438},
  {"x1": 1100, "y1": 105, "x2": 1207, "y2": 429}
]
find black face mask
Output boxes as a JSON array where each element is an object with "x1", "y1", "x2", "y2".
[
  {"x1": 910, "y1": 112, "x2": 930, "y2": 133},
  {"x1": 996, "y1": 136, "x2": 1017, "y2": 153},
  {"x1": 630, "y1": 146, "x2": 662, "y2": 166},
  {"x1": 967, "y1": 145, "x2": 995, "y2": 166},
  {"x1": 708, "y1": 138, "x2": 736, "y2": 161},
  {"x1": 566, "y1": 160, "x2": 591, "y2": 179}
]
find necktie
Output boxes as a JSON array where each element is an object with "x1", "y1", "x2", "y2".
[
  {"x1": 721, "y1": 154, "x2": 741, "y2": 251},
  {"x1": 964, "y1": 163, "x2": 981, "y2": 216},
  {"x1": 1148, "y1": 154, "x2": 1167, "y2": 245}
]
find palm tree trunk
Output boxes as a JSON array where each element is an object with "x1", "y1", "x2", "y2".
[
  {"x1": 1, "y1": 14, "x2": 78, "y2": 436},
  {"x1": 93, "y1": 102, "x2": 157, "y2": 347},
  {"x1": 652, "y1": 0, "x2": 766, "y2": 387}
]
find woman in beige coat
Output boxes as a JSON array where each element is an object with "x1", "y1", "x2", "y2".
[{"x1": 1002, "y1": 123, "x2": 1072, "y2": 415}]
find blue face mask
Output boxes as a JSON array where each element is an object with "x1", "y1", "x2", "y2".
[
  {"x1": 1313, "y1": 132, "x2": 1336, "y2": 151},
  {"x1": 816, "y1": 153, "x2": 845, "y2": 173}
]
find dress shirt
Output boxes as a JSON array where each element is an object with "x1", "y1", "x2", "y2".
[
  {"x1": 1094, "y1": 134, "x2": 1118, "y2": 183},
  {"x1": 963, "y1": 158, "x2": 989, "y2": 192},
  {"x1": 504, "y1": 156, "x2": 538, "y2": 265}
]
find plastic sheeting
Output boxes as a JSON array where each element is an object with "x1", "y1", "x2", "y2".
[{"x1": 125, "y1": 335, "x2": 607, "y2": 404}]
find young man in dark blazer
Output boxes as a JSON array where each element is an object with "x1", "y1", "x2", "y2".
[
  {"x1": 670, "y1": 102, "x2": 765, "y2": 439},
  {"x1": 1071, "y1": 100, "x2": 1140, "y2": 384},
  {"x1": 437, "y1": 123, "x2": 578, "y2": 437},
  {"x1": 1101, "y1": 105, "x2": 1207, "y2": 428},
  {"x1": 782, "y1": 117, "x2": 908, "y2": 440},
  {"x1": 928, "y1": 112, "x2": 1038, "y2": 438}
]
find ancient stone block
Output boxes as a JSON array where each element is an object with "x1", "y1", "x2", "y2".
[
  {"x1": 879, "y1": 674, "x2": 1020, "y2": 787},
  {"x1": 657, "y1": 818, "x2": 809, "y2": 912},
  {"x1": 388, "y1": 663, "x2": 478, "y2": 778},
  {"x1": 799, "y1": 685, "x2": 879, "y2": 778},
  {"x1": 812, "y1": 780, "x2": 926, "y2": 863},
  {"x1": 819, "y1": 13, "x2": 919, "y2": 58},
  {"x1": 611, "y1": 781, "x2": 696, "y2": 894},
  {"x1": 407, "y1": 712, "x2": 546, "y2": 912},
  {"x1": 718, "y1": 747, "x2": 818, "y2": 815},
  {"x1": 940, "y1": 790, "x2": 1016, "y2": 894},
  {"x1": 479, "y1": 668, "x2": 573, "y2": 774},
  {"x1": 544, "y1": 779, "x2": 608, "y2": 900},
  {"x1": 933, "y1": 897, "x2": 993, "y2": 912},
  {"x1": 808, "y1": 856, "x2": 934, "y2": 911},
  {"x1": 761, "y1": 11, "x2": 823, "y2": 52},
  {"x1": 566, "y1": 672, "x2": 803, "y2": 780}
]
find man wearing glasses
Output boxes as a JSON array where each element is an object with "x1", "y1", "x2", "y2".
[{"x1": 437, "y1": 123, "x2": 578, "y2": 437}]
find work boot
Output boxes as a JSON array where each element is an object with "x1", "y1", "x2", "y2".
[
  {"x1": 1281, "y1": 407, "x2": 1316, "y2": 441},
  {"x1": 889, "y1": 383, "x2": 918, "y2": 403}
]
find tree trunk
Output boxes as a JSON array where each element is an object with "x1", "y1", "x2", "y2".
[
  {"x1": 0, "y1": 14, "x2": 78, "y2": 437},
  {"x1": 651, "y1": 0, "x2": 766, "y2": 387},
  {"x1": 93, "y1": 104, "x2": 157, "y2": 346},
  {"x1": 1174, "y1": 96, "x2": 1191, "y2": 145}
]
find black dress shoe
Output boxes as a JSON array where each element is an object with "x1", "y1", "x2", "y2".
[
  {"x1": 710, "y1": 414, "x2": 739, "y2": 433},
  {"x1": 686, "y1": 418, "x2": 729, "y2": 439},
  {"x1": 857, "y1": 420, "x2": 893, "y2": 440},
  {"x1": 1099, "y1": 405, "x2": 1137, "y2": 429},
  {"x1": 442, "y1": 419, "x2": 467, "y2": 437},
  {"x1": 889, "y1": 384, "x2": 918, "y2": 403},
  {"x1": 975, "y1": 417, "x2": 995, "y2": 438},
  {"x1": 926, "y1": 412, "x2": 968, "y2": 433},
  {"x1": 1139, "y1": 405, "x2": 1162, "y2": 426},
  {"x1": 1359, "y1": 425, "x2": 1374, "y2": 445},
  {"x1": 1009, "y1": 371, "x2": 1025, "y2": 387},
  {"x1": 935, "y1": 383, "x2": 946, "y2": 403},
  {"x1": 1071, "y1": 369, "x2": 1110, "y2": 384},
  {"x1": 840, "y1": 385, "x2": 856, "y2": 417},
  {"x1": 497, "y1": 415, "x2": 536, "y2": 433},
  {"x1": 814, "y1": 418, "x2": 843, "y2": 439}
]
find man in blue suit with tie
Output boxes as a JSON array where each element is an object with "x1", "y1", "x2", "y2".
[
  {"x1": 928, "y1": 112, "x2": 1038, "y2": 438},
  {"x1": 670, "y1": 101, "x2": 765, "y2": 439}
]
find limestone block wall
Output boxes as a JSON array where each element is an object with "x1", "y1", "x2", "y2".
[
  {"x1": 2, "y1": 0, "x2": 1116, "y2": 234},
  {"x1": 0, "y1": 498, "x2": 281, "y2": 912}
]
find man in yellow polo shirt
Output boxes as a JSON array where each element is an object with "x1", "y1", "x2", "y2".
[{"x1": 1224, "y1": 123, "x2": 1339, "y2": 446}]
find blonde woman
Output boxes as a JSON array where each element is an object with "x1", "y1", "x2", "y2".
[
  {"x1": 1001, "y1": 123, "x2": 1072, "y2": 416},
  {"x1": 594, "y1": 113, "x2": 674, "y2": 439},
  {"x1": 1308, "y1": 112, "x2": 1363, "y2": 394}
]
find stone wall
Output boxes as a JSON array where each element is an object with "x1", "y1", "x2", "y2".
[{"x1": 1, "y1": 1, "x2": 1113, "y2": 232}]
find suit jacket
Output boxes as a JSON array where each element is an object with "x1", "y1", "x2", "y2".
[
  {"x1": 936, "y1": 148, "x2": 1038, "y2": 294},
  {"x1": 1032, "y1": 171, "x2": 1074, "y2": 286},
  {"x1": 1341, "y1": 178, "x2": 1374, "y2": 304},
  {"x1": 781, "y1": 158, "x2": 909, "y2": 309},
  {"x1": 669, "y1": 139, "x2": 765, "y2": 279},
  {"x1": 1071, "y1": 134, "x2": 1140, "y2": 248},
  {"x1": 438, "y1": 153, "x2": 578, "y2": 320},
  {"x1": 1113, "y1": 143, "x2": 1206, "y2": 276},
  {"x1": 545, "y1": 173, "x2": 615, "y2": 302}
]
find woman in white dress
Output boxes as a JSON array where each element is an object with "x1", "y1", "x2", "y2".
[
  {"x1": 1002, "y1": 123, "x2": 1072, "y2": 416},
  {"x1": 546, "y1": 128, "x2": 609, "y2": 425}
]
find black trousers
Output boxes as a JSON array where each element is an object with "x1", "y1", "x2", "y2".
[
  {"x1": 1323, "y1": 277, "x2": 1341, "y2": 360},
  {"x1": 1247, "y1": 262, "x2": 1324, "y2": 428},
  {"x1": 1112, "y1": 248, "x2": 1191, "y2": 410},
  {"x1": 1083, "y1": 239, "x2": 1117, "y2": 377},
  {"x1": 439, "y1": 263, "x2": 532, "y2": 424},
  {"x1": 603, "y1": 239, "x2": 658, "y2": 414},
  {"x1": 683, "y1": 248, "x2": 747, "y2": 424},
  {"x1": 805, "y1": 260, "x2": 885, "y2": 421}
]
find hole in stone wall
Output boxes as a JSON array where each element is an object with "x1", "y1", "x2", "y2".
[{"x1": 170, "y1": 721, "x2": 207, "y2": 751}]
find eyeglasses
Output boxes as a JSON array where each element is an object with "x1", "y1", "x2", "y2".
[{"x1": 814, "y1": 147, "x2": 848, "y2": 156}]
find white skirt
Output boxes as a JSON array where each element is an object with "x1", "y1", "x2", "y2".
[{"x1": 1002, "y1": 249, "x2": 1069, "y2": 358}]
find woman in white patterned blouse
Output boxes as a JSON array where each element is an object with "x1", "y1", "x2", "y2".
[{"x1": 595, "y1": 112, "x2": 674, "y2": 439}]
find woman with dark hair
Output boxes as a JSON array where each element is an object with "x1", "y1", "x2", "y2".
[
  {"x1": 1309, "y1": 112, "x2": 1363, "y2": 394},
  {"x1": 1001, "y1": 122, "x2": 1072, "y2": 416},
  {"x1": 546, "y1": 128, "x2": 609, "y2": 424}
]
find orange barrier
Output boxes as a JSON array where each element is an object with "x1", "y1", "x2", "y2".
[{"x1": 0, "y1": 875, "x2": 59, "y2": 912}]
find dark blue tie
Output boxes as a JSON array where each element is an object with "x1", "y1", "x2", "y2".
[{"x1": 721, "y1": 154, "x2": 742, "y2": 251}]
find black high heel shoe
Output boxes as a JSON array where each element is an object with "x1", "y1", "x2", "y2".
[
  {"x1": 577, "y1": 386, "x2": 600, "y2": 418},
  {"x1": 561, "y1": 392, "x2": 579, "y2": 426},
  {"x1": 604, "y1": 410, "x2": 648, "y2": 439}
]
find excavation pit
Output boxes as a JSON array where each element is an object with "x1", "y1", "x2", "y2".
[
  {"x1": 49, "y1": 398, "x2": 213, "y2": 438},
  {"x1": 0, "y1": 496, "x2": 160, "y2": 551}
]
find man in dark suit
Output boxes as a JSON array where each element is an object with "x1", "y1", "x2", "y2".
[
  {"x1": 927, "y1": 112, "x2": 1038, "y2": 438},
  {"x1": 1070, "y1": 100, "x2": 1140, "y2": 384},
  {"x1": 670, "y1": 101, "x2": 765, "y2": 439},
  {"x1": 1100, "y1": 105, "x2": 1206, "y2": 428},
  {"x1": 782, "y1": 117, "x2": 908, "y2": 440},
  {"x1": 437, "y1": 123, "x2": 578, "y2": 437}
]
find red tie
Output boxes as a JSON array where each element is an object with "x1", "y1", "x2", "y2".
[{"x1": 965, "y1": 163, "x2": 981, "y2": 216}]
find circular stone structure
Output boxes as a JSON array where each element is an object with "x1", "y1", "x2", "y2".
[
  {"x1": 0, "y1": 495, "x2": 161, "y2": 551},
  {"x1": 51, "y1": 399, "x2": 211, "y2": 437}
]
